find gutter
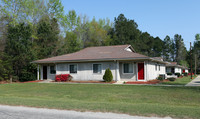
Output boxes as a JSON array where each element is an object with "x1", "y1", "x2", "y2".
[{"x1": 31, "y1": 57, "x2": 151, "y2": 64}]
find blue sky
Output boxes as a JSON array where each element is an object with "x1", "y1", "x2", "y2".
[{"x1": 61, "y1": 0, "x2": 200, "y2": 50}]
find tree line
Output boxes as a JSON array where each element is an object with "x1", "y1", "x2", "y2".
[{"x1": 0, "y1": 0, "x2": 199, "y2": 81}]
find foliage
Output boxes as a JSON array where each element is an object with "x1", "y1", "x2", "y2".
[
  {"x1": 5, "y1": 23, "x2": 37, "y2": 81},
  {"x1": 168, "y1": 77, "x2": 176, "y2": 81},
  {"x1": 174, "y1": 34, "x2": 187, "y2": 64},
  {"x1": 167, "y1": 72, "x2": 172, "y2": 75},
  {"x1": 157, "y1": 76, "x2": 164, "y2": 81},
  {"x1": 35, "y1": 16, "x2": 60, "y2": 59},
  {"x1": 110, "y1": 14, "x2": 164, "y2": 57},
  {"x1": 110, "y1": 14, "x2": 140, "y2": 48},
  {"x1": 180, "y1": 60, "x2": 189, "y2": 68},
  {"x1": 183, "y1": 73, "x2": 188, "y2": 76},
  {"x1": 55, "y1": 74, "x2": 72, "y2": 82},
  {"x1": 103, "y1": 68, "x2": 113, "y2": 82},
  {"x1": 175, "y1": 73, "x2": 181, "y2": 77},
  {"x1": 0, "y1": 52, "x2": 13, "y2": 80}
]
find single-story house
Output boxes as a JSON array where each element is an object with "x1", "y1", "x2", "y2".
[
  {"x1": 166, "y1": 62, "x2": 188, "y2": 74},
  {"x1": 32, "y1": 45, "x2": 167, "y2": 81},
  {"x1": 181, "y1": 66, "x2": 189, "y2": 73}
]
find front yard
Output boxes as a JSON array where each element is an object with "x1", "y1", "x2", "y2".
[
  {"x1": 161, "y1": 75, "x2": 197, "y2": 85},
  {"x1": 0, "y1": 83, "x2": 200, "y2": 118}
]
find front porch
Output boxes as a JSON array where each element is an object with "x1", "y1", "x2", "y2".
[{"x1": 116, "y1": 61, "x2": 147, "y2": 82}]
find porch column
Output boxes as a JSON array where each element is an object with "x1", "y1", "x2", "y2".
[
  {"x1": 40, "y1": 65, "x2": 43, "y2": 80},
  {"x1": 144, "y1": 61, "x2": 147, "y2": 81},
  {"x1": 115, "y1": 61, "x2": 120, "y2": 81},
  {"x1": 37, "y1": 65, "x2": 39, "y2": 80}
]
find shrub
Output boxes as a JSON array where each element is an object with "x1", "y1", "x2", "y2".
[
  {"x1": 19, "y1": 70, "x2": 36, "y2": 82},
  {"x1": 157, "y1": 76, "x2": 164, "y2": 81},
  {"x1": 103, "y1": 68, "x2": 113, "y2": 82},
  {"x1": 168, "y1": 77, "x2": 176, "y2": 81},
  {"x1": 167, "y1": 73, "x2": 172, "y2": 75},
  {"x1": 183, "y1": 73, "x2": 188, "y2": 76},
  {"x1": 55, "y1": 74, "x2": 72, "y2": 82},
  {"x1": 175, "y1": 73, "x2": 180, "y2": 77},
  {"x1": 0, "y1": 77, "x2": 3, "y2": 81}
]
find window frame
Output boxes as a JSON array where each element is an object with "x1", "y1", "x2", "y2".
[
  {"x1": 159, "y1": 65, "x2": 160, "y2": 71},
  {"x1": 155, "y1": 64, "x2": 157, "y2": 71},
  {"x1": 123, "y1": 63, "x2": 134, "y2": 74},
  {"x1": 92, "y1": 64, "x2": 102, "y2": 74},
  {"x1": 69, "y1": 64, "x2": 78, "y2": 74},
  {"x1": 50, "y1": 65, "x2": 56, "y2": 74}
]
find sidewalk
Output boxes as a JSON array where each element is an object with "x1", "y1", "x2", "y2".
[{"x1": 185, "y1": 75, "x2": 200, "y2": 86}]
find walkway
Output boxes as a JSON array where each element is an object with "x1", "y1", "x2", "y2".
[{"x1": 186, "y1": 75, "x2": 200, "y2": 86}]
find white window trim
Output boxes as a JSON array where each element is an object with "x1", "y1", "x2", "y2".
[
  {"x1": 92, "y1": 63, "x2": 102, "y2": 74},
  {"x1": 122, "y1": 63, "x2": 134, "y2": 74},
  {"x1": 69, "y1": 64, "x2": 78, "y2": 74}
]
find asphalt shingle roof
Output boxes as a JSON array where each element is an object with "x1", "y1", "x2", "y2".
[{"x1": 33, "y1": 45, "x2": 149, "y2": 63}]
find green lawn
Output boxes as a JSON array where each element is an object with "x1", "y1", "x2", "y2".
[
  {"x1": 0, "y1": 83, "x2": 200, "y2": 119},
  {"x1": 161, "y1": 76, "x2": 197, "y2": 85}
]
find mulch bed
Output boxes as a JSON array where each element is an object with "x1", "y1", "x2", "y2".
[
  {"x1": 20, "y1": 80, "x2": 43, "y2": 83},
  {"x1": 0, "y1": 80, "x2": 43, "y2": 84},
  {"x1": 53, "y1": 80, "x2": 116, "y2": 84},
  {"x1": 125, "y1": 80, "x2": 161, "y2": 84},
  {"x1": 0, "y1": 80, "x2": 11, "y2": 84}
]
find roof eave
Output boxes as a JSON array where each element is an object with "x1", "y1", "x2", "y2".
[
  {"x1": 32, "y1": 57, "x2": 151, "y2": 64},
  {"x1": 149, "y1": 58, "x2": 168, "y2": 64}
]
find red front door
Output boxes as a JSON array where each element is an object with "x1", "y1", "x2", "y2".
[
  {"x1": 138, "y1": 63, "x2": 144, "y2": 80},
  {"x1": 183, "y1": 69, "x2": 185, "y2": 73}
]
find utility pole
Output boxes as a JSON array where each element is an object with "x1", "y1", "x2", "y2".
[{"x1": 190, "y1": 42, "x2": 193, "y2": 79}]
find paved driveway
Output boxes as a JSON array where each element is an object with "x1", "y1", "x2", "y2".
[
  {"x1": 0, "y1": 105, "x2": 171, "y2": 119},
  {"x1": 186, "y1": 75, "x2": 200, "y2": 86}
]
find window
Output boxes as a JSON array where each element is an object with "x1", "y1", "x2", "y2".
[
  {"x1": 69, "y1": 64, "x2": 77, "y2": 73},
  {"x1": 155, "y1": 64, "x2": 157, "y2": 71},
  {"x1": 123, "y1": 63, "x2": 133, "y2": 73},
  {"x1": 50, "y1": 65, "x2": 56, "y2": 74},
  {"x1": 93, "y1": 64, "x2": 102, "y2": 73},
  {"x1": 159, "y1": 65, "x2": 160, "y2": 71}
]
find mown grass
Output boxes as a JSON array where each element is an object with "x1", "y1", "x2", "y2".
[
  {"x1": 161, "y1": 75, "x2": 197, "y2": 85},
  {"x1": 0, "y1": 83, "x2": 200, "y2": 118}
]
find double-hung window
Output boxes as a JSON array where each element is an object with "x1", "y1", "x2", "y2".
[
  {"x1": 155, "y1": 64, "x2": 157, "y2": 71},
  {"x1": 93, "y1": 64, "x2": 102, "y2": 74},
  {"x1": 50, "y1": 65, "x2": 56, "y2": 74},
  {"x1": 69, "y1": 64, "x2": 77, "y2": 73},
  {"x1": 123, "y1": 63, "x2": 133, "y2": 73}
]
